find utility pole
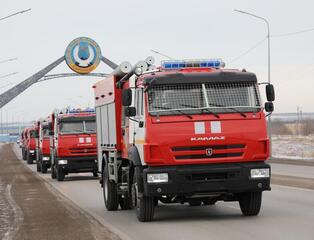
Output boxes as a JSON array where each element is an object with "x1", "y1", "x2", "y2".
[{"x1": 234, "y1": 9, "x2": 272, "y2": 156}]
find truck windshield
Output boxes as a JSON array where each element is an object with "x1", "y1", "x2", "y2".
[
  {"x1": 85, "y1": 121, "x2": 96, "y2": 132},
  {"x1": 30, "y1": 130, "x2": 36, "y2": 138},
  {"x1": 59, "y1": 121, "x2": 96, "y2": 134},
  {"x1": 42, "y1": 128, "x2": 50, "y2": 136},
  {"x1": 148, "y1": 82, "x2": 261, "y2": 116}
]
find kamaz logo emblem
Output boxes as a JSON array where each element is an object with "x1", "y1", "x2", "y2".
[
  {"x1": 191, "y1": 136, "x2": 225, "y2": 141},
  {"x1": 205, "y1": 148, "x2": 213, "y2": 156}
]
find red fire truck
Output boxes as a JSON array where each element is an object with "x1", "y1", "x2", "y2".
[
  {"x1": 21, "y1": 128, "x2": 27, "y2": 160},
  {"x1": 36, "y1": 118, "x2": 51, "y2": 173},
  {"x1": 49, "y1": 108, "x2": 98, "y2": 181},
  {"x1": 23, "y1": 126, "x2": 38, "y2": 164},
  {"x1": 94, "y1": 58, "x2": 275, "y2": 222}
]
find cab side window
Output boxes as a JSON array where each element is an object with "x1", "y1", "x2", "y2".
[{"x1": 135, "y1": 88, "x2": 143, "y2": 117}]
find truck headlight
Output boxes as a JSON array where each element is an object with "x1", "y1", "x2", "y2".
[
  {"x1": 251, "y1": 168, "x2": 270, "y2": 178},
  {"x1": 58, "y1": 159, "x2": 68, "y2": 165},
  {"x1": 147, "y1": 173, "x2": 168, "y2": 183},
  {"x1": 30, "y1": 150, "x2": 35, "y2": 153},
  {"x1": 43, "y1": 156, "x2": 50, "y2": 161}
]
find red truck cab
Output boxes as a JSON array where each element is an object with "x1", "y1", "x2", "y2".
[
  {"x1": 94, "y1": 58, "x2": 275, "y2": 221},
  {"x1": 49, "y1": 108, "x2": 98, "y2": 181}
]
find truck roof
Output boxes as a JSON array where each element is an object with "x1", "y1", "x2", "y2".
[{"x1": 137, "y1": 68, "x2": 257, "y2": 87}]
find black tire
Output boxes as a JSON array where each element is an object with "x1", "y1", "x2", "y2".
[
  {"x1": 103, "y1": 164, "x2": 119, "y2": 211},
  {"x1": 22, "y1": 149, "x2": 26, "y2": 160},
  {"x1": 36, "y1": 161, "x2": 41, "y2": 172},
  {"x1": 41, "y1": 163, "x2": 48, "y2": 174},
  {"x1": 51, "y1": 164, "x2": 57, "y2": 179},
  {"x1": 57, "y1": 167, "x2": 65, "y2": 181},
  {"x1": 188, "y1": 199, "x2": 202, "y2": 206},
  {"x1": 132, "y1": 171, "x2": 155, "y2": 222},
  {"x1": 239, "y1": 192, "x2": 262, "y2": 216},
  {"x1": 26, "y1": 151, "x2": 33, "y2": 164}
]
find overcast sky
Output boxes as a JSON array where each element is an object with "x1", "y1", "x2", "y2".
[{"x1": 1, "y1": 0, "x2": 314, "y2": 122}]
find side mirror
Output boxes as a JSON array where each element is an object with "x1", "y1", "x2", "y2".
[
  {"x1": 265, "y1": 102, "x2": 274, "y2": 113},
  {"x1": 122, "y1": 89, "x2": 132, "y2": 106},
  {"x1": 125, "y1": 107, "x2": 136, "y2": 117},
  {"x1": 266, "y1": 84, "x2": 275, "y2": 101}
]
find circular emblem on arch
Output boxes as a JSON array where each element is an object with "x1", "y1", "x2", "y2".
[{"x1": 65, "y1": 37, "x2": 102, "y2": 74}]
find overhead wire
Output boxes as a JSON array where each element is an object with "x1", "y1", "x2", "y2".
[
  {"x1": 228, "y1": 26, "x2": 314, "y2": 64},
  {"x1": 227, "y1": 37, "x2": 267, "y2": 64},
  {"x1": 272, "y1": 27, "x2": 314, "y2": 38}
]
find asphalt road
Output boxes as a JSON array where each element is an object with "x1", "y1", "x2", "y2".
[
  {"x1": 270, "y1": 163, "x2": 314, "y2": 179},
  {"x1": 13, "y1": 145, "x2": 314, "y2": 240}
]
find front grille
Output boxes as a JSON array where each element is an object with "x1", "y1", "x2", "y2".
[
  {"x1": 172, "y1": 144, "x2": 245, "y2": 160},
  {"x1": 69, "y1": 147, "x2": 97, "y2": 154},
  {"x1": 175, "y1": 152, "x2": 243, "y2": 160},
  {"x1": 172, "y1": 144, "x2": 245, "y2": 151},
  {"x1": 185, "y1": 171, "x2": 240, "y2": 181}
]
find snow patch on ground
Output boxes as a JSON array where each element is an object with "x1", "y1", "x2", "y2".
[{"x1": 272, "y1": 135, "x2": 314, "y2": 161}]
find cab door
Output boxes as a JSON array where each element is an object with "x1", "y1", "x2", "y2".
[{"x1": 129, "y1": 88, "x2": 146, "y2": 165}]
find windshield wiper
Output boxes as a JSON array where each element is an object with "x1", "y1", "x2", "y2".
[
  {"x1": 180, "y1": 104, "x2": 220, "y2": 118},
  {"x1": 152, "y1": 106, "x2": 193, "y2": 119},
  {"x1": 208, "y1": 103, "x2": 247, "y2": 118}
]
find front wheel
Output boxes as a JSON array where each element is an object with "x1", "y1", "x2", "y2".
[
  {"x1": 239, "y1": 192, "x2": 262, "y2": 216},
  {"x1": 51, "y1": 164, "x2": 57, "y2": 179},
  {"x1": 132, "y1": 171, "x2": 155, "y2": 222},
  {"x1": 41, "y1": 163, "x2": 48, "y2": 174},
  {"x1": 57, "y1": 167, "x2": 65, "y2": 181},
  {"x1": 26, "y1": 151, "x2": 33, "y2": 164},
  {"x1": 22, "y1": 149, "x2": 26, "y2": 160},
  {"x1": 36, "y1": 161, "x2": 41, "y2": 172},
  {"x1": 103, "y1": 165, "x2": 119, "y2": 211}
]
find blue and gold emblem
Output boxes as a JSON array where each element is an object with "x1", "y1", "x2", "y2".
[{"x1": 65, "y1": 37, "x2": 102, "y2": 74}]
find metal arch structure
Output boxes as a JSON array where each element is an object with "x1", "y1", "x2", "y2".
[
  {"x1": 39, "y1": 72, "x2": 109, "y2": 82},
  {"x1": 0, "y1": 56, "x2": 65, "y2": 108},
  {"x1": 0, "y1": 52, "x2": 117, "y2": 108}
]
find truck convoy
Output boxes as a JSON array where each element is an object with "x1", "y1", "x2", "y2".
[
  {"x1": 93, "y1": 58, "x2": 275, "y2": 221},
  {"x1": 48, "y1": 108, "x2": 98, "y2": 181},
  {"x1": 36, "y1": 118, "x2": 51, "y2": 173}
]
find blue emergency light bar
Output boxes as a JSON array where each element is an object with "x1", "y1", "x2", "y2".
[
  {"x1": 161, "y1": 59, "x2": 225, "y2": 70},
  {"x1": 66, "y1": 108, "x2": 95, "y2": 114}
]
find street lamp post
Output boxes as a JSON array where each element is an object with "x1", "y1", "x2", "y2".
[
  {"x1": 234, "y1": 9, "x2": 272, "y2": 157},
  {"x1": 0, "y1": 72, "x2": 19, "y2": 80},
  {"x1": 0, "y1": 9, "x2": 31, "y2": 22},
  {"x1": 0, "y1": 58, "x2": 18, "y2": 64}
]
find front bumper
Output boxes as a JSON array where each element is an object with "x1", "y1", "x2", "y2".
[
  {"x1": 57, "y1": 156, "x2": 97, "y2": 173},
  {"x1": 41, "y1": 156, "x2": 51, "y2": 167},
  {"x1": 29, "y1": 150, "x2": 36, "y2": 158},
  {"x1": 143, "y1": 162, "x2": 270, "y2": 197}
]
